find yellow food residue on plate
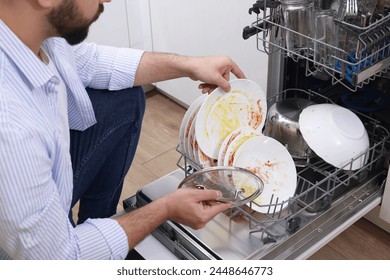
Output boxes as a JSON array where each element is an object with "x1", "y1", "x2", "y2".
[
  {"x1": 238, "y1": 184, "x2": 255, "y2": 199},
  {"x1": 206, "y1": 91, "x2": 255, "y2": 143},
  {"x1": 238, "y1": 183, "x2": 265, "y2": 205}
]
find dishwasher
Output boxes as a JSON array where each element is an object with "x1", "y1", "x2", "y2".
[{"x1": 123, "y1": 0, "x2": 390, "y2": 259}]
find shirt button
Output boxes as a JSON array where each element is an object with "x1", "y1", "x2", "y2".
[
  {"x1": 25, "y1": 235, "x2": 33, "y2": 246},
  {"x1": 50, "y1": 77, "x2": 60, "y2": 85}
]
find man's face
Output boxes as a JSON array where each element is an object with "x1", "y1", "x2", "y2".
[{"x1": 47, "y1": 0, "x2": 104, "y2": 45}]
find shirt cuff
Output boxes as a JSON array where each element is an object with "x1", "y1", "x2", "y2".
[
  {"x1": 74, "y1": 218, "x2": 128, "y2": 260},
  {"x1": 109, "y1": 48, "x2": 145, "y2": 90}
]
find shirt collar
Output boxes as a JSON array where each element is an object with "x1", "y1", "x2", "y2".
[{"x1": 0, "y1": 20, "x2": 55, "y2": 89}]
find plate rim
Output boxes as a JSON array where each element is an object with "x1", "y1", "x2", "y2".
[{"x1": 179, "y1": 94, "x2": 208, "y2": 156}]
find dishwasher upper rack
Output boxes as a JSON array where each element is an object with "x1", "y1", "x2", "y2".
[
  {"x1": 176, "y1": 88, "x2": 389, "y2": 234},
  {"x1": 244, "y1": 0, "x2": 390, "y2": 92}
]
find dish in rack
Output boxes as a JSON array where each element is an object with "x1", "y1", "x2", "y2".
[{"x1": 195, "y1": 79, "x2": 267, "y2": 159}]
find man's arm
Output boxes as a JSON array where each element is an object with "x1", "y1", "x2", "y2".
[
  {"x1": 134, "y1": 52, "x2": 246, "y2": 93},
  {"x1": 114, "y1": 188, "x2": 230, "y2": 250}
]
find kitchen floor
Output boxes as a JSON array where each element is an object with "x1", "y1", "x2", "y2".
[{"x1": 120, "y1": 89, "x2": 390, "y2": 260}]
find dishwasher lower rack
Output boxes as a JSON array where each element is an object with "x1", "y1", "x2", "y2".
[
  {"x1": 245, "y1": 1, "x2": 390, "y2": 92},
  {"x1": 176, "y1": 89, "x2": 389, "y2": 245}
]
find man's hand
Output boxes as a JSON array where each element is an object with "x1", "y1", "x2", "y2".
[
  {"x1": 115, "y1": 188, "x2": 230, "y2": 250},
  {"x1": 187, "y1": 56, "x2": 246, "y2": 93},
  {"x1": 162, "y1": 188, "x2": 231, "y2": 229}
]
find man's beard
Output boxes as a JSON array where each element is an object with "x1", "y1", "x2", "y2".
[{"x1": 47, "y1": 1, "x2": 104, "y2": 45}]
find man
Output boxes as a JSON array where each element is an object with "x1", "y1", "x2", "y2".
[{"x1": 0, "y1": 0, "x2": 246, "y2": 259}]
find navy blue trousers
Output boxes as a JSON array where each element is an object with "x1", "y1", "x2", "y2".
[{"x1": 69, "y1": 87, "x2": 145, "y2": 225}]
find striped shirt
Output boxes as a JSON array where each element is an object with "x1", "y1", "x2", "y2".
[{"x1": 0, "y1": 20, "x2": 144, "y2": 259}]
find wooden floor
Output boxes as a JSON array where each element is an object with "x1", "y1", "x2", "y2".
[{"x1": 120, "y1": 89, "x2": 390, "y2": 260}]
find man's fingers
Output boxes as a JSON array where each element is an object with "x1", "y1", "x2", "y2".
[
  {"x1": 230, "y1": 63, "x2": 246, "y2": 79},
  {"x1": 198, "y1": 83, "x2": 217, "y2": 94},
  {"x1": 214, "y1": 75, "x2": 231, "y2": 92},
  {"x1": 190, "y1": 189, "x2": 223, "y2": 202}
]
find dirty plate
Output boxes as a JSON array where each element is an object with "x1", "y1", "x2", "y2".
[
  {"x1": 185, "y1": 118, "x2": 199, "y2": 165},
  {"x1": 233, "y1": 135, "x2": 297, "y2": 213},
  {"x1": 198, "y1": 147, "x2": 218, "y2": 168},
  {"x1": 195, "y1": 79, "x2": 267, "y2": 159},
  {"x1": 178, "y1": 94, "x2": 207, "y2": 155},
  {"x1": 217, "y1": 128, "x2": 243, "y2": 166},
  {"x1": 223, "y1": 128, "x2": 262, "y2": 167}
]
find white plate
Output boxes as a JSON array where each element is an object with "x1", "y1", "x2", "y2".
[
  {"x1": 198, "y1": 147, "x2": 218, "y2": 168},
  {"x1": 217, "y1": 128, "x2": 243, "y2": 166},
  {"x1": 233, "y1": 135, "x2": 297, "y2": 213},
  {"x1": 185, "y1": 118, "x2": 199, "y2": 165},
  {"x1": 223, "y1": 128, "x2": 262, "y2": 166},
  {"x1": 192, "y1": 135, "x2": 201, "y2": 166},
  {"x1": 178, "y1": 94, "x2": 207, "y2": 155},
  {"x1": 195, "y1": 79, "x2": 267, "y2": 159}
]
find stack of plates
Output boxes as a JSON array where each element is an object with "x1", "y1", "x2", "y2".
[
  {"x1": 178, "y1": 79, "x2": 297, "y2": 213},
  {"x1": 179, "y1": 79, "x2": 267, "y2": 168},
  {"x1": 178, "y1": 94, "x2": 208, "y2": 167}
]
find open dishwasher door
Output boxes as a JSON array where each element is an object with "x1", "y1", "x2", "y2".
[{"x1": 123, "y1": 164, "x2": 386, "y2": 260}]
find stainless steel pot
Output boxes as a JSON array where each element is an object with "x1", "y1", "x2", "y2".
[{"x1": 263, "y1": 98, "x2": 316, "y2": 165}]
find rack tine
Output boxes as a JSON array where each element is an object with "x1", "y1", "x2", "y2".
[
  {"x1": 346, "y1": 0, "x2": 358, "y2": 18},
  {"x1": 352, "y1": 0, "x2": 358, "y2": 16}
]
